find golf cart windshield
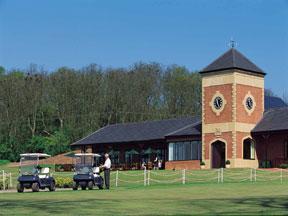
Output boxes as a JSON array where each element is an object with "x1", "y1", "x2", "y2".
[
  {"x1": 20, "y1": 156, "x2": 40, "y2": 175},
  {"x1": 19, "y1": 153, "x2": 50, "y2": 175},
  {"x1": 75, "y1": 154, "x2": 99, "y2": 174}
]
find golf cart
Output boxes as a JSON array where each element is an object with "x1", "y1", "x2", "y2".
[
  {"x1": 17, "y1": 153, "x2": 56, "y2": 193},
  {"x1": 73, "y1": 153, "x2": 104, "y2": 190}
]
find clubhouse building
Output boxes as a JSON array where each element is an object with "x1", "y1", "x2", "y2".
[{"x1": 72, "y1": 48, "x2": 288, "y2": 170}]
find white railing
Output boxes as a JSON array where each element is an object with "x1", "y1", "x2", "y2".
[
  {"x1": 0, "y1": 170, "x2": 13, "y2": 190},
  {"x1": 111, "y1": 168, "x2": 288, "y2": 187},
  {"x1": 1, "y1": 168, "x2": 287, "y2": 190}
]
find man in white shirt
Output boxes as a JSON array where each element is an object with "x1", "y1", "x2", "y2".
[{"x1": 100, "y1": 153, "x2": 111, "y2": 189}]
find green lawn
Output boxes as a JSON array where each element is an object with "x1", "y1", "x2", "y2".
[
  {"x1": 0, "y1": 182, "x2": 288, "y2": 215},
  {"x1": 1, "y1": 163, "x2": 288, "y2": 215}
]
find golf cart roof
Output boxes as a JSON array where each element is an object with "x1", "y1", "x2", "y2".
[
  {"x1": 20, "y1": 153, "x2": 51, "y2": 158},
  {"x1": 74, "y1": 153, "x2": 101, "y2": 157}
]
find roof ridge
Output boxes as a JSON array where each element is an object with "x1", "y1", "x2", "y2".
[
  {"x1": 233, "y1": 49, "x2": 264, "y2": 72},
  {"x1": 202, "y1": 48, "x2": 232, "y2": 71},
  {"x1": 165, "y1": 120, "x2": 201, "y2": 136},
  {"x1": 201, "y1": 48, "x2": 265, "y2": 75},
  {"x1": 232, "y1": 48, "x2": 236, "y2": 67},
  {"x1": 72, "y1": 125, "x2": 109, "y2": 145}
]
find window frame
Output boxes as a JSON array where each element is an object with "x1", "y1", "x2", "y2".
[
  {"x1": 243, "y1": 138, "x2": 255, "y2": 160},
  {"x1": 168, "y1": 141, "x2": 202, "y2": 161}
]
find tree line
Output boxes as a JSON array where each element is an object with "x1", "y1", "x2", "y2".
[{"x1": 0, "y1": 63, "x2": 201, "y2": 161}]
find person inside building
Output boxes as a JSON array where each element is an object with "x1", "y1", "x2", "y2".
[
  {"x1": 153, "y1": 156, "x2": 158, "y2": 170},
  {"x1": 158, "y1": 159, "x2": 162, "y2": 170},
  {"x1": 100, "y1": 153, "x2": 111, "y2": 189}
]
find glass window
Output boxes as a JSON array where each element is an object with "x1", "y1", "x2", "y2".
[
  {"x1": 168, "y1": 143, "x2": 174, "y2": 161},
  {"x1": 168, "y1": 141, "x2": 202, "y2": 161},
  {"x1": 243, "y1": 138, "x2": 255, "y2": 160}
]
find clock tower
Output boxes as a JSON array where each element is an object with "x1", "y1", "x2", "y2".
[{"x1": 200, "y1": 48, "x2": 265, "y2": 168}]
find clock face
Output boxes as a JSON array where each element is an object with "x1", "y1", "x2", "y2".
[
  {"x1": 214, "y1": 96, "x2": 223, "y2": 110},
  {"x1": 246, "y1": 97, "x2": 254, "y2": 110}
]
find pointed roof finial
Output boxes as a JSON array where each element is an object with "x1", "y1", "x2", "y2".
[{"x1": 229, "y1": 38, "x2": 237, "y2": 48}]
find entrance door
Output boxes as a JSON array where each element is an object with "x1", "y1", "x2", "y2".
[{"x1": 211, "y1": 141, "x2": 226, "y2": 168}]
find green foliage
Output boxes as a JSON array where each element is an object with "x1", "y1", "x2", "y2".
[
  {"x1": 200, "y1": 161, "x2": 205, "y2": 166},
  {"x1": 0, "y1": 66, "x2": 5, "y2": 75},
  {"x1": 55, "y1": 176, "x2": 73, "y2": 188},
  {"x1": 279, "y1": 164, "x2": 288, "y2": 169},
  {"x1": 0, "y1": 160, "x2": 10, "y2": 165},
  {"x1": 226, "y1": 160, "x2": 231, "y2": 165},
  {"x1": 0, "y1": 63, "x2": 201, "y2": 161},
  {"x1": 0, "y1": 175, "x2": 9, "y2": 190},
  {"x1": 27, "y1": 131, "x2": 70, "y2": 156}
]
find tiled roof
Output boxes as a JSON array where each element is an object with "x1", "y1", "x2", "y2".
[
  {"x1": 72, "y1": 116, "x2": 201, "y2": 145},
  {"x1": 252, "y1": 107, "x2": 288, "y2": 133},
  {"x1": 201, "y1": 48, "x2": 265, "y2": 75},
  {"x1": 165, "y1": 121, "x2": 201, "y2": 137},
  {"x1": 265, "y1": 96, "x2": 287, "y2": 111}
]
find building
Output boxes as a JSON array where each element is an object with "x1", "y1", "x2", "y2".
[{"x1": 72, "y1": 48, "x2": 288, "y2": 170}]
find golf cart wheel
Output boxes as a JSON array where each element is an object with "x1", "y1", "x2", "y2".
[
  {"x1": 49, "y1": 181, "x2": 56, "y2": 192},
  {"x1": 88, "y1": 181, "x2": 93, "y2": 190},
  {"x1": 32, "y1": 182, "x2": 39, "y2": 192},
  {"x1": 17, "y1": 183, "x2": 24, "y2": 193},
  {"x1": 98, "y1": 177, "x2": 104, "y2": 189},
  {"x1": 98, "y1": 182, "x2": 104, "y2": 190},
  {"x1": 81, "y1": 186, "x2": 86, "y2": 190},
  {"x1": 72, "y1": 182, "x2": 78, "y2": 191}
]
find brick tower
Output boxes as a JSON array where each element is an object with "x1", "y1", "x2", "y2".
[{"x1": 200, "y1": 48, "x2": 266, "y2": 168}]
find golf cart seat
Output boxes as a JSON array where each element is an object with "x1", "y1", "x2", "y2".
[
  {"x1": 93, "y1": 167, "x2": 100, "y2": 177},
  {"x1": 39, "y1": 167, "x2": 50, "y2": 179}
]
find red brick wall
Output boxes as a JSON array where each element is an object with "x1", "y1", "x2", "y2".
[
  {"x1": 204, "y1": 84, "x2": 233, "y2": 124},
  {"x1": 165, "y1": 160, "x2": 200, "y2": 170},
  {"x1": 204, "y1": 132, "x2": 233, "y2": 160},
  {"x1": 253, "y1": 133, "x2": 288, "y2": 167},
  {"x1": 236, "y1": 84, "x2": 263, "y2": 124}
]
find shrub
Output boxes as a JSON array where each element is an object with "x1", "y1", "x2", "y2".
[
  {"x1": 0, "y1": 176, "x2": 9, "y2": 190},
  {"x1": 55, "y1": 164, "x2": 64, "y2": 172},
  {"x1": 55, "y1": 176, "x2": 73, "y2": 188},
  {"x1": 225, "y1": 160, "x2": 231, "y2": 165},
  {"x1": 200, "y1": 161, "x2": 205, "y2": 166},
  {"x1": 279, "y1": 164, "x2": 288, "y2": 169},
  {"x1": 0, "y1": 160, "x2": 10, "y2": 166}
]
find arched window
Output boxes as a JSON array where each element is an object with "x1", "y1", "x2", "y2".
[{"x1": 243, "y1": 138, "x2": 255, "y2": 160}]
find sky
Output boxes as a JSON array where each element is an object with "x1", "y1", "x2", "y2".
[{"x1": 0, "y1": 0, "x2": 287, "y2": 96}]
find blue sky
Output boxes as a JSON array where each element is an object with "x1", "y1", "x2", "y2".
[{"x1": 0, "y1": 0, "x2": 287, "y2": 96}]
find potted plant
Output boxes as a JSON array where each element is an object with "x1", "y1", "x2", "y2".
[
  {"x1": 200, "y1": 161, "x2": 205, "y2": 169},
  {"x1": 225, "y1": 160, "x2": 231, "y2": 168}
]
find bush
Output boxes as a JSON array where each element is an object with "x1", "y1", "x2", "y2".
[
  {"x1": 200, "y1": 161, "x2": 205, "y2": 166},
  {"x1": 0, "y1": 176, "x2": 9, "y2": 190},
  {"x1": 0, "y1": 160, "x2": 10, "y2": 166},
  {"x1": 55, "y1": 164, "x2": 64, "y2": 172},
  {"x1": 225, "y1": 160, "x2": 231, "y2": 165},
  {"x1": 279, "y1": 164, "x2": 288, "y2": 169},
  {"x1": 55, "y1": 176, "x2": 73, "y2": 188},
  {"x1": 260, "y1": 160, "x2": 271, "y2": 168}
]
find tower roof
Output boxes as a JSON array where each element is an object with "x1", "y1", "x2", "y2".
[{"x1": 201, "y1": 48, "x2": 265, "y2": 75}]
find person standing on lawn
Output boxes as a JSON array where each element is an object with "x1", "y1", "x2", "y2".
[{"x1": 101, "y1": 153, "x2": 111, "y2": 189}]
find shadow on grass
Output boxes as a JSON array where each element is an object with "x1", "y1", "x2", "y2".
[
  {"x1": 180, "y1": 196, "x2": 288, "y2": 215},
  {"x1": 0, "y1": 197, "x2": 119, "y2": 215},
  {"x1": 1, "y1": 194, "x2": 288, "y2": 215}
]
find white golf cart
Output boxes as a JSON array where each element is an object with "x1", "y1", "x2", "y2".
[
  {"x1": 17, "y1": 153, "x2": 56, "y2": 193},
  {"x1": 72, "y1": 153, "x2": 104, "y2": 190}
]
